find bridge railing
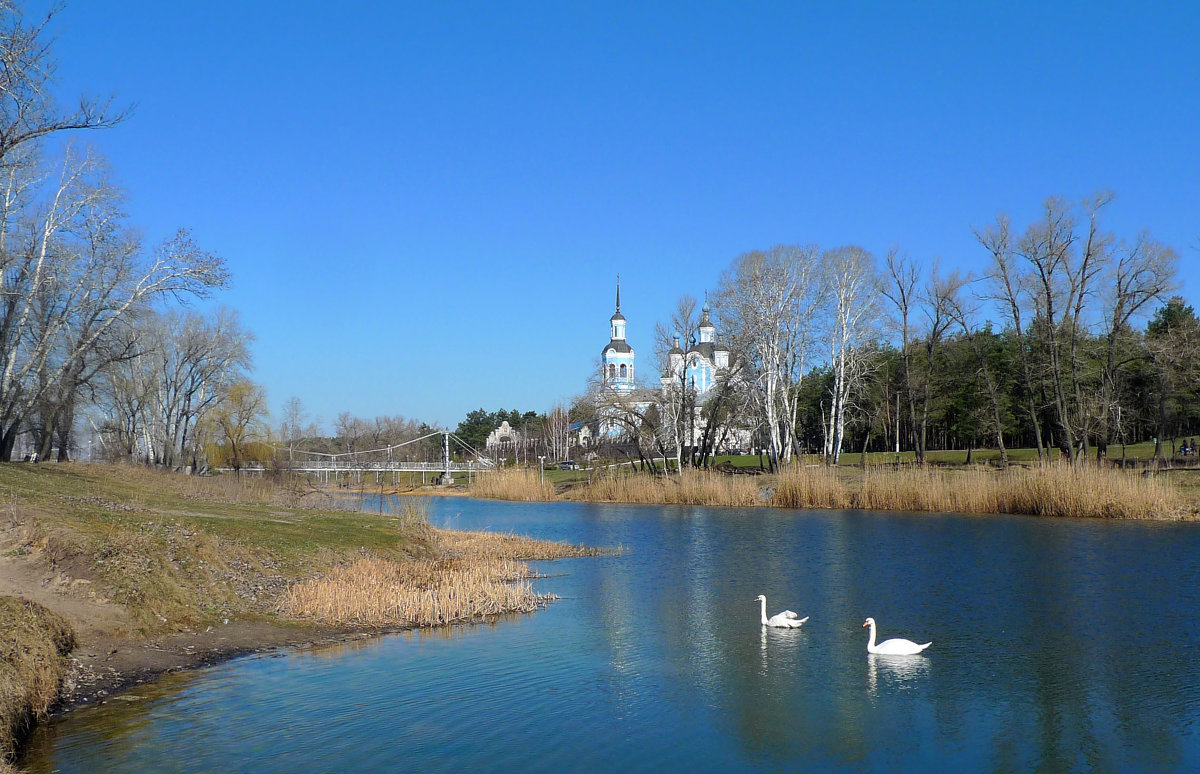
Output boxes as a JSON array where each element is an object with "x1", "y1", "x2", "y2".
[{"x1": 225, "y1": 460, "x2": 494, "y2": 473}]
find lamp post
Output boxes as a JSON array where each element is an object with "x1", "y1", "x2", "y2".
[{"x1": 538, "y1": 455, "x2": 546, "y2": 485}]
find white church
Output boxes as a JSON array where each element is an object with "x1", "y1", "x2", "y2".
[{"x1": 596, "y1": 282, "x2": 742, "y2": 447}]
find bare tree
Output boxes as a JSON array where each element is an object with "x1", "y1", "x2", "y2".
[
  {"x1": 715, "y1": 245, "x2": 822, "y2": 469},
  {"x1": 542, "y1": 404, "x2": 571, "y2": 462},
  {"x1": 0, "y1": 2, "x2": 129, "y2": 166},
  {"x1": 654, "y1": 294, "x2": 699, "y2": 471},
  {"x1": 822, "y1": 246, "x2": 878, "y2": 464},
  {"x1": 0, "y1": 146, "x2": 229, "y2": 460},
  {"x1": 977, "y1": 215, "x2": 1047, "y2": 458},
  {"x1": 279, "y1": 396, "x2": 308, "y2": 463},
  {"x1": 941, "y1": 274, "x2": 1010, "y2": 463},
  {"x1": 881, "y1": 249, "x2": 919, "y2": 457}
]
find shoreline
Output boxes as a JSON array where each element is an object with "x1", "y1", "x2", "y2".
[
  {"x1": 48, "y1": 617, "x2": 448, "y2": 717},
  {"x1": 471, "y1": 464, "x2": 1200, "y2": 520},
  {"x1": 0, "y1": 463, "x2": 600, "y2": 767}
]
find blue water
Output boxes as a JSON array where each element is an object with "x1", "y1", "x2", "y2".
[{"x1": 22, "y1": 498, "x2": 1200, "y2": 772}]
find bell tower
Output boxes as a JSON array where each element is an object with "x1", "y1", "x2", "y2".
[{"x1": 600, "y1": 276, "x2": 635, "y2": 393}]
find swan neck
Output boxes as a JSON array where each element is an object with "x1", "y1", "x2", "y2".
[
  {"x1": 867, "y1": 620, "x2": 876, "y2": 649},
  {"x1": 759, "y1": 598, "x2": 768, "y2": 625}
]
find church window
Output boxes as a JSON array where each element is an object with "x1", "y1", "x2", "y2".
[
  {"x1": 620, "y1": 364, "x2": 627, "y2": 378},
  {"x1": 608, "y1": 364, "x2": 616, "y2": 378}
]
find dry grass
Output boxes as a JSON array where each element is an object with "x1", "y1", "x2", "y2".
[
  {"x1": 771, "y1": 463, "x2": 1186, "y2": 519},
  {"x1": 566, "y1": 468, "x2": 761, "y2": 507},
  {"x1": 280, "y1": 501, "x2": 604, "y2": 627},
  {"x1": 281, "y1": 556, "x2": 551, "y2": 626},
  {"x1": 998, "y1": 464, "x2": 1183, "y2": 519},
  {"x1": 469, "y1": 461, "x2": 1186, "y2": 519},
  {"x1": 469, "y1": 468, "x2": 556, "y2": 502},
  {"x1": 770, "y1": 466, "x2": 851, "y2": 509},
  {"x1": 0, "y1": 597, "x2": 74, "y2": 765},
  {"x1": 112, "y1": 464, "x2": 354, "y2": 510},
  {"x1": 434, "y1": 528, "x2": 603, "y2": 561}
]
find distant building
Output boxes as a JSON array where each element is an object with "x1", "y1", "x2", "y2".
[{"x1": 485, "y1": 420, "x2": 521, "y2": 450}]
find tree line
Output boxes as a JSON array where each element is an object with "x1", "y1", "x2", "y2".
[
  {"x1": 593, "y1": 195, "x2": 1192, "y2": 470},
  {"x1": 0, "y1": 3, "x2": 236, "y2": 464}
]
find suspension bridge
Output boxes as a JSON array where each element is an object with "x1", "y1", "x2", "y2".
[{"x1": 222, "y1": 431, "x2": 497, "y2": 484}]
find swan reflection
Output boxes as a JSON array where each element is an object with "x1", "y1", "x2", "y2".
[{"x1": 867, "y1": 652, "x2": 930, "y2": 697}]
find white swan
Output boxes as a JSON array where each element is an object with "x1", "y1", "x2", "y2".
[
  {"x1": 862, "y1": 617, "x2": 930, "y2": 654},
  {"x1": 755, "y1": 595, "x2": 808, "y2": 628}
]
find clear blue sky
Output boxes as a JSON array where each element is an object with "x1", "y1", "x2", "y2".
[{"x1": 41, "y1": 1, "x2": 1200, "y2": 431}]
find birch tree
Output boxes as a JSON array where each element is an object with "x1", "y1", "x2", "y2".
[
  {"x1": 715, "y1": 245, "x2": 822, "y2": 469},
  {"x1": 822, "y1": 246, "x2": 878, "y2": 464}
]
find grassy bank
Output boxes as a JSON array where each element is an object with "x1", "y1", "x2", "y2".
[
  {"x1": 472, "y1": 461, "x2": 1194, "y2": 520},
  {"x1": 0, "y1": 463, "x2": 601, "y2": 767},
  {"x1": 0, "y1": 598, "x2": 73, "y2": 768}
]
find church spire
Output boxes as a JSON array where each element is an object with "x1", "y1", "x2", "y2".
[{"x1": 616, "y1": 274, "x2": 621, "y2": 313}]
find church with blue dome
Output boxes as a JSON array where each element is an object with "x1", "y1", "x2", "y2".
[
  {"x1": 600, "y1": 281, "x2": 636, "y2": 393},
  {"x1": 660, "y1": 298, "x2": 731, "y2": 396},
  {"x1": 599, "y1": 281, "x2": 732, "y2": 401},
  {"x1": 593, "y1": 281, "x2": 740, "y2": 445}
]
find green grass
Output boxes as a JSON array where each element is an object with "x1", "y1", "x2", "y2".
[
  {"x1": 528, "y1": 440, "x2": 1182, "y2": 474},
  {"x1": 0, "y1": 464, "x2": 442, "y2": 633}
]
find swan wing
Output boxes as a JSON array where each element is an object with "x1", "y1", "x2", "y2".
[
  {"x1": 781, "y1": 610, "x2": 800, "y2": 619},
  {"x1": 875, "y1": 637, "x2": 931, "y2": 655}
]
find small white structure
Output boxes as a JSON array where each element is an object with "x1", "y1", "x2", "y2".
[{"x1": 485, "y1": 421, "x2": 522, "y2": 458}]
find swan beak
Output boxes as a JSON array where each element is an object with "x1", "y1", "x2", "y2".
[{"x1": 862, "y1": 621, "x2": 868, "y2": 627}]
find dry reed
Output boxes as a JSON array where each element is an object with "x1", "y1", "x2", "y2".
[
  {"x1": 997, "y1": 464, "x2": 1182, "y2": 519},
  {"x1": 282, "y1": 556, "x2": 551, "y2": 626},
  {"x1": 770, "y1": 466, "x2": 851, "y2": 509},
  {"x1": 771, "y1": 462, "x2": 1183, "y2": 519},
  {"x1": 434, "y1": 528, "x2": 603, "y2": 560},
  {"x1": 567, "y1": 468, "x2": 761, "y2": 507},
  {"x1": 469, "y1": 467, "x2": 556, "y2": 502}
]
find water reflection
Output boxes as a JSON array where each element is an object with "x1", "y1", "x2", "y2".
[{"x1": 866, "y1": 653, "x2": 930, "y2": 699}]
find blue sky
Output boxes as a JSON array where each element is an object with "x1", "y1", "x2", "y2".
[{"x1": 41, "y1": 1, "x2": 1200, "y2": 431}]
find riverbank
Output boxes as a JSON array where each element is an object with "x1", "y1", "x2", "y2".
[
  {"x1": 0, "y1": 463, "x2": 599, "y2": 769},
  {"x1": 471, "y1": 463, "x2": 1200, "y2": 520}
]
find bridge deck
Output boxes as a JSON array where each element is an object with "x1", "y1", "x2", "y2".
[{"x1": 229, "y1": 461, "x2": 492, "y2": 474}]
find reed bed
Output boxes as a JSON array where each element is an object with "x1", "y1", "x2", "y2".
[
  {"x1": 997, "y1": 464, "x2": 1183, "y2": 519},
  {"x1": 282, "y1": 556, "x2": 552, "y2": 627},
  {"x1": 469, "y1": 467, "x2": 556, "y2": 502},
  {"x1": 434, "y1": 528, "x2": 603, "y2": 561},
  {"x1": 772, "y1": 462, "x2": 1184, "y2": 519},
  {"x1": 770, "y1": 466, "x2": 851, "y2": 509},
  {"x1": 567, "y1": 468, "x2": 761, "y2": 507}
]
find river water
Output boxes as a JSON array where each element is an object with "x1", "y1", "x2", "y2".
[{"x1": 21, "y1": 497, "x2": 1200, "y2": 772}]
